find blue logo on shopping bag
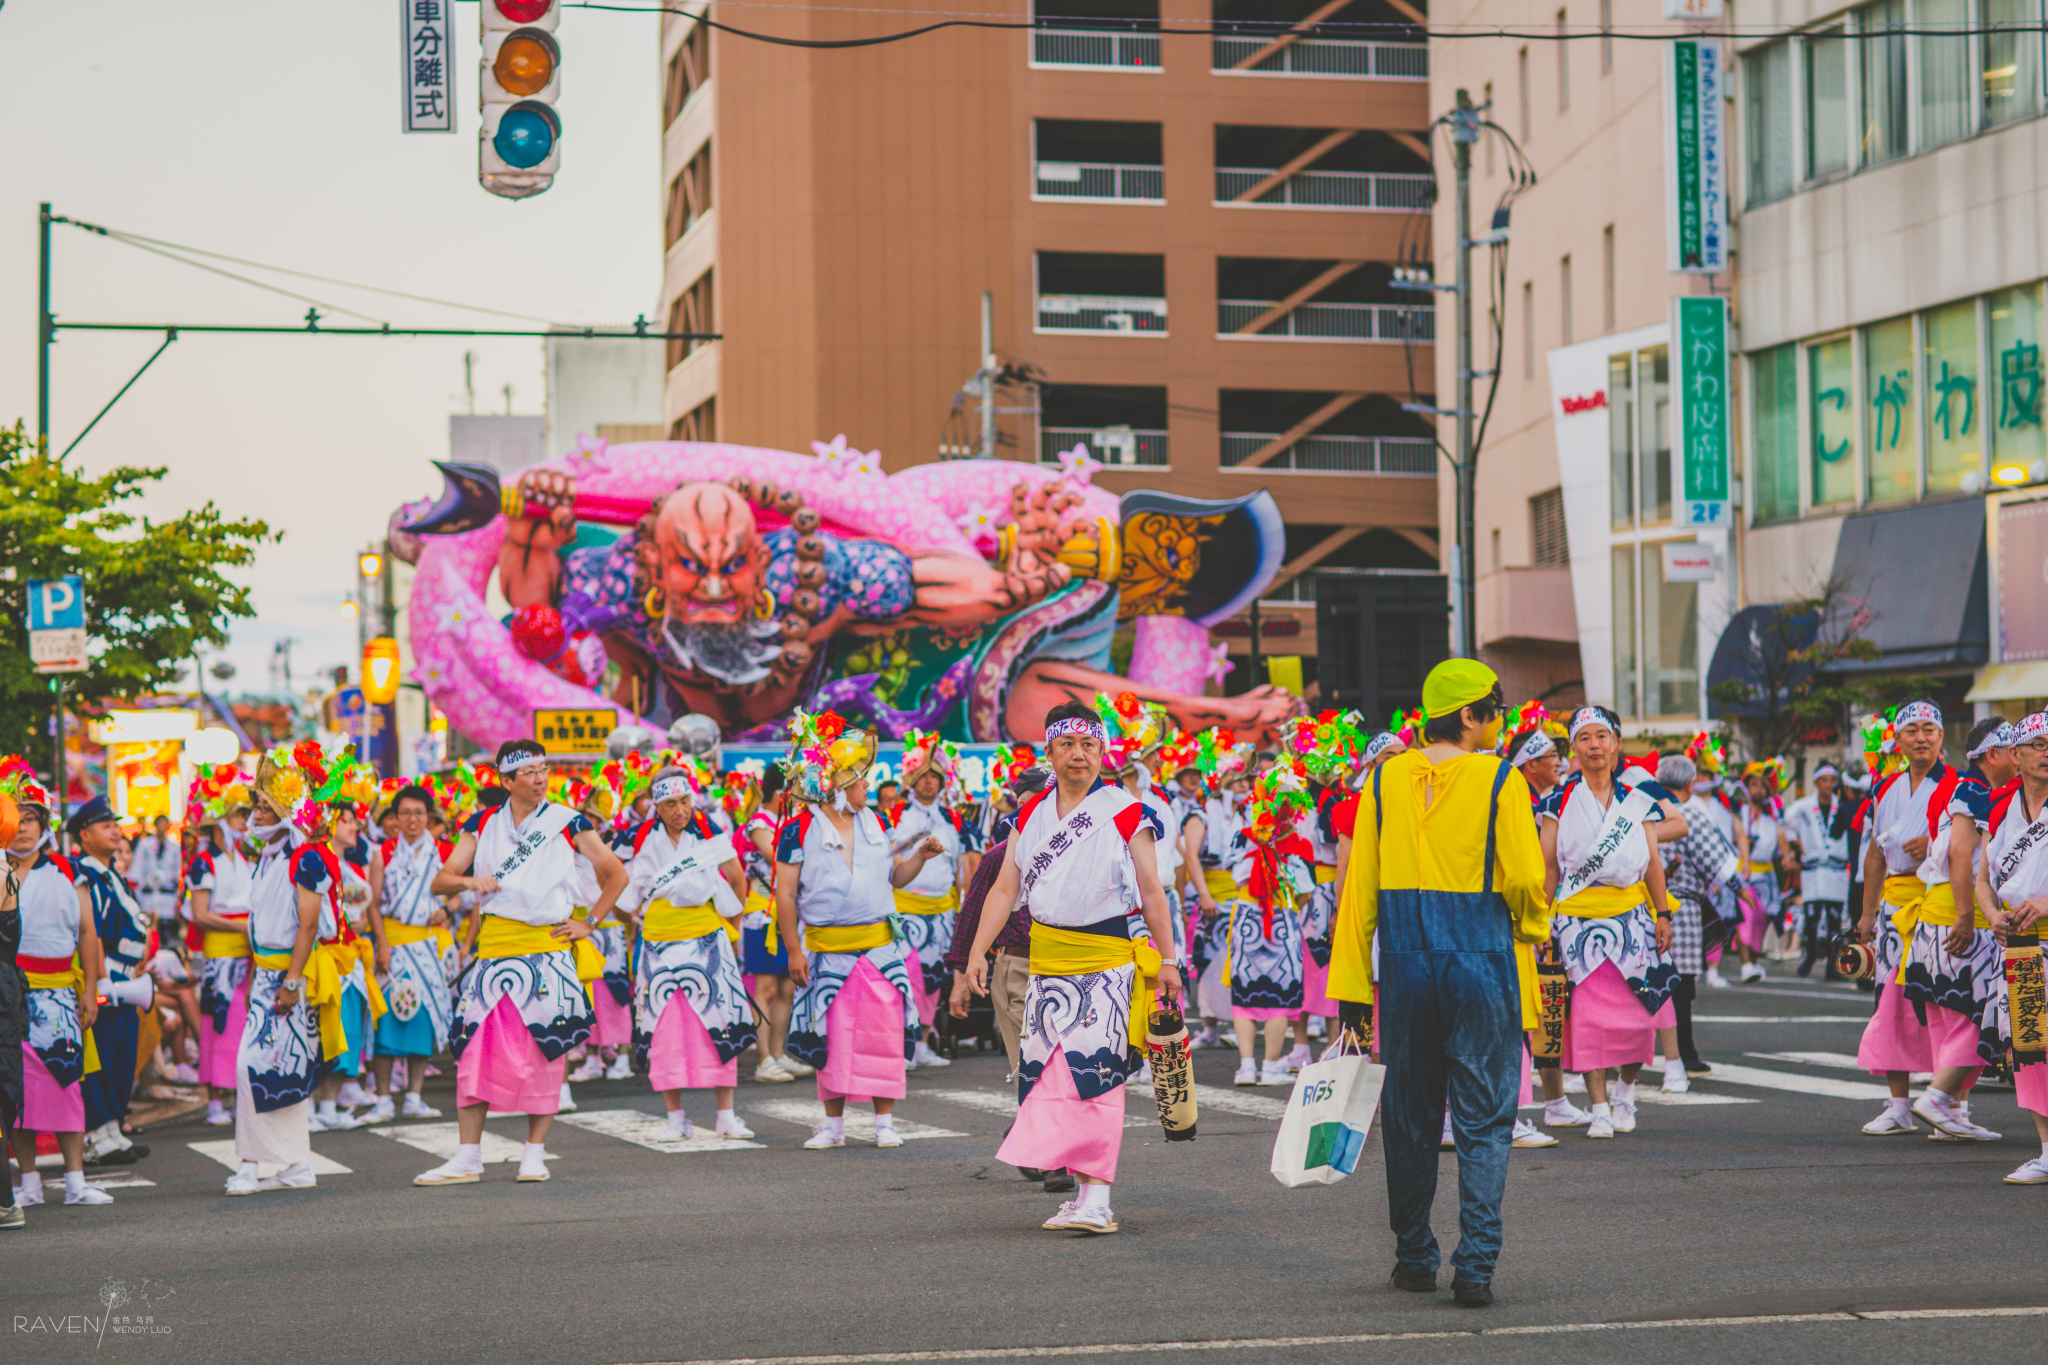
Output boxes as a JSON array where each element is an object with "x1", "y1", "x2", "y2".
[{"x1": 1303, "y1": 1120, "x2": 1366, "y2": 1174}]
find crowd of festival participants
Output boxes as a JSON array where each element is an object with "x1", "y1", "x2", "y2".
[{"x1": 3, "y1": 674, "x2": 2046, "y2": 1270}]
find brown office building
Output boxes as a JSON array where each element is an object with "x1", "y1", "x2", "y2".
[{"x1": 657, "y1": 0, "x2": 1441, "y2": 695}]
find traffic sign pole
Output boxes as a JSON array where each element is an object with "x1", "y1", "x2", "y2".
[{"x1": 51, "y1": 675, "x2": 64, "y2": 818}]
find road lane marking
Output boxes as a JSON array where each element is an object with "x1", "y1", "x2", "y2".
[
  {"x1": 366, "y1": 1122, "x2": 550, "y2": 1165},
  {"x1": 186, "y1": 1140, "x2": 353, "y2": 1176},
  {"x1": 745, "y1": 1099, "x2": 964, "y2": 1142},
  {"x1": 1692, "y1": 1015, "x2": 1871, "y2": 1023},
  {"x1": 552, "y1": 1108, "x2": 764, "y2": 1152},
  {"x1": 1189, "y1": 1084, "x2": 1289, "y2": 1119},
  {"x1": 1691, "y1": 1062, "x2": 1896, "y2": 1100},
  {"x1": 1747, "y1": 1051, "x2": 1931, "y2": 1082},
  {"x1": 619, "y1": 1305, "x2": 2048, "y2": 1364}
]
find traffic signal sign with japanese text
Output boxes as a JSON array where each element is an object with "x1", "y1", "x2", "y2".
[{"x1": 479, "y1": 0, "x2": 561, "y2": 198}]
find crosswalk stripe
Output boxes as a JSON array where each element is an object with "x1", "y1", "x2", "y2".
[
  {"x1": 1693, "y1": 1015, "x2": 1872, "y2": 1024},
  {"x1": 745, "y1": 1098, "x2": 965, "y2": 1142},
  {"x1": 1693, "y1": 1061, "x2": 1896, "y2": 1101},
  {"x1": 1747, "y1": 1051, "x2": 1931, "y2": 1083},
  {"x1": 1635, "y1": 1088, "x2": 1757, "y2": 1106},
  {"x1": 553, "y1": 1108, "x2": 764, "y2": 1152},
  {"x1": 187, "y1": 1140, "x2": 353, "y2": 1176},
  {"x1": 918, "y1": 1086, "x2": 1154, "y2": 1128},
  {"x1": 367, "y1": 1122, "x2": 553, "y2": 1165},
  {"x1": 1190, "y1": 1084, "x2": 1289, "y2": 1120}
]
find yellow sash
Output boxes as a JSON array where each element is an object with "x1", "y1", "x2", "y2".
[
  {"x1": 803, "y1": 922, "x2": 893, "y2": 955},
  {"x1": 1553, "y1": 883, "x2": 1649, "y2": 920},
  {"x1": 22, "y1": 955, "x2": 101, "y2": 1075},
  {"x1": 1314, "y1": 864, "x2": 1338, "y2": 885},
  {"x1": 255, "y1": 948, "x2": 348, "y2": 1062},
  {"x1": 1027, "y1": 922, "x2": 1163, "y2": 1049},
  {"x1": 1203, "y1": 867, "x2": 1239, "y2": 903},
  {"x1": 644, "y1": 898, "x2": 735, "y2": 943},
  {"x1": 1884, "y1": 878, "x2": 1992, "y2": 982},
  {"x1": 1743, "y1": 859, "x2": 1776, "y2": 876},
  {"x1": 743, "y1": 889, "x2": 778, "y2": 956},
  {"x1": 202, "y1": 922, "x2": 251, "y2": 959},
  {"x1": 319, "y1": 940, "x2": 390, "y2": 1022},
  {"x1": 894, "y1": 888, "x2": 958, "y2": 916},
  {"x1": 476, "y1": 915, "x2": 606, "y2": 984},
  {"x1": 384, "y1": 921, "x2": 435, "y2": 948}
]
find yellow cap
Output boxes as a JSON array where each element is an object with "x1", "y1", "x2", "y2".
[{"x1": 1421, "y1": 658, "x2": 1500, "y2": 721}]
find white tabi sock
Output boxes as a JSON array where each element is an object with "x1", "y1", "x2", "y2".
[
  {"x1": 63, "y1": 1170, "x2": 88, "y2": 1199},
  {"x1": 823, "y1": 1115, "x2": 845, "y2": 1139},
  {"x1": 1590, "y1": 1102, "x2": 1613, "y2": 1117},
  {"x1": 1613, "y1": 1081, "x2": 1637, "y2": 1105},
  {"x1": 1885, "y1": 1096, "x2": 1911, "y2": 1117},
  {"x1": 665, "y1": 1111, "x2": 690, "y2": 1134},
  {"x1": 453, "y1": 1143, "x2": 484, "y2": 1171},
  {"x1": 715, "y1": 1108, "x2": 737, "y2": 1125},
  {"x1": 1923, "y1": 1086, "x2": 1952, "y2": 1104},
  {"x1": 207, "y1": 1099, "x2": 227, "y2": 1121},
  {"x1": 1078, "y1": 1182, "x2": 1112, "y2": 1211},
  {"x1": 18, "y1": 1171, "x2": 42, "y2": 1198},
  {"x1": 236, "y1": 1162, "x2": 259, "y2": 1180},
  {"x1": 874, "y1": 1112, "x2": 899, "y2": 1130},
  {"x1": 523, "y1": 1142, "x2": 547, "y2": 1162},
  {"x1": 2040, "y1": 1141, "x2": 2048, "y2": 1160},
  {"x1": 318, "y1": 1100, "x2": 338, "y2": 1120}
]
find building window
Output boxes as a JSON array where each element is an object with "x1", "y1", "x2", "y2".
[
  {"x1": 1859, "y1": 0, "x2": 1909, "y2": 168},
  {"x1": 665, "y1": 141, "x2": 712, "y2": 248},
  {"x1": 1985, "y1": 0, "x2": 2044, "y2": 128},
  {"x1": 1491, "y1": 527, "x2": 1502, "y2": 570},
  {"x1": 669, "y1": 397, "x2": 716, "y2": 442},
  {"x1": 1810, "y1": 335, "x2": 1859, "y2": 505},
  {"x1": 1637, "y1": 346, "x2": 1671, "y2": 524},
  {"x1": 1923, "y1": 300, "x2": 1981, "y2": 494},
  {"x1": 1600, "y1": 0, "x2": 1612, "y2": 72},
  {"x1": 1864, "y1": 315, "x2": 1918, "y2": 503},
  {"x1": 1530, "y1": 487, "x2": 1570, "y2": 565},
  {"x1": 1560, "y1": 255, "x2": 1573, "y2": 344},
  {"x1": 1918, "y1": 0, "x2": 1976, "y2": 150},
  {"x1": 663, "y1": 20, "x2": 710, "y2": 128},
  {"x1": 1991, "y1": 283, "x2": 2048, "y2": 480},
  {"x1": 1611, "y1": 545, "x2": 1637, "y2": 717},
  {"x1": 1609, "y1": 352, "x2": 1635, "y2": 529},
  {"x1": 1556, "y1": 10, "x2": 1569, "y2": 110},
  {"x1": 1601, "y1": 226, "x2": 1615, "y2": 333},
  {"x1": 1519, "y1": 47, "x2": 1531, "y2": 141},
  {"x1": 1750, "y1": 344, "x2": 1800, "y2": 521},
  {"x1": 667, "y1": 269, "x2": 715, "y2": 369},
  {"x1": 1613, "y1": 542, "x2": 1700, "y2": 721},
  {"x1": 1523, "y1": 280, "x2": 1535, "y2": 377},
  {"x1": 1804, "y1": 27, "x2": 1849, "y2": 179},
  {"x1": 1746, "y1": 41, "x2": 1794, "y2": 205}
]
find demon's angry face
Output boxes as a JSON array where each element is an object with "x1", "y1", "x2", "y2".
[{"x1": 655, "y1": 483, "x2": 771, "y2": 625}]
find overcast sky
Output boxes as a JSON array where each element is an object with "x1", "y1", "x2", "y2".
[{"x1": 0, "y1": 0, "x2": 662, "y2": 694}]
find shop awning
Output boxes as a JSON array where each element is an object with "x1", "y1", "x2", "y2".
[
  {"x1": 1821, "y1": 498, "x2": 1988, "y2": 674},
  {"x1": 1966, "y1": 660, "x2": 2048, "y2": 702}
]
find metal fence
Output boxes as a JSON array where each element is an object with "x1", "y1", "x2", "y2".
[
  {"x1": 1214, "y1": 167, "x2": 1433, "y2": 210},
  {"x1": 1035, "y1": 161, "x2": 1166, "y2": 201},
  {"x1": 1041, "y1": 427, "x2": 1170, "y2": 466},
  {"x1": 1217, "y1": 300, "x2": 1434, "y2": 342},
  {"x1": 1032, "y1": 28, "x2": 1162, "y2": 69},
  {"x1": 1211, "y1": 37, "x2": 1427, "y2": 79},
  {"x1": 1037, "y1": 294, "x2": 1168, "y2": 333},
  {"x1": 1220, "y1": 433, "x2": 1438, "y2": 474}
]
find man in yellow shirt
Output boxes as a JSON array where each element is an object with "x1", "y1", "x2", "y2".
[{"x1": 1328, "y1": 660, "x2": 1550, "y2": 1308}]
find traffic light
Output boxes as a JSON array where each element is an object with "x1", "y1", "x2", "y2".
[{"x1": 479, "y1": 0, "x2": 561, "y2": 199}]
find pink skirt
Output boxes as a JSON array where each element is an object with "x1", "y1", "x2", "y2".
[
  {"x1": 20, "y1": 1044, "x2": 84, "y2": 1132},
  {"x1": 912, "y1": 975, "x2": 939, "y2": 1029},
  {"x1": 2018, "y1": 1062, "x2": 2048, "y2": 1118},
  {"x1": 1924, "y1": 1004, "x2": 1988, "y2": 1075},
  {"x1": 1233, "y1": 1005, "x2": 1295, "y2": 1021},
  {"x1": 1300, "y1": 943, "x2": 1336, "y2": 1018},
  {"x1": 1736, "y1": 881, "x2": 1774, "y2": 951},
  {"x1": 457, "y1": 995, "x2": 567, "y2": 1114},
  {"x1": 647, "y1": 992, "x2": 737, "y2": 1090},
  {"x1": 996, "y1": 1047, "x2": 1125, "y2": 1183},
  {"x1": 816, "y1": 957, "x2": 908, "y2": 1104},
  {"x1": 1561, "y1": 963, "x2": 1673, "y2": 1072},
  {"x1": 1519, "y1": 1042, "x2": 1535, "y2": 1106},
  {"x1": 591, "y1": 986, "x2": 633, "y2": 1048},
  {"x1": 1857, "y1": 985, "x2": 1932, "y2": 1074},
  {"x1": 200, "y1": 975, "x2": 250, "y2": 1090}
]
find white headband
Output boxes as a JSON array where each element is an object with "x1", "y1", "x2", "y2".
[
  {"x1": 1568, "y1": 707, "x2": 1613, "y2": 743},
  {"x1": 1968, "y1": 723, "x2": 2017, "y2": 759},
  {"x1": 1045, "y1": 717, "x2": 1106, "y2": 744},
  {"x1": 1510, "y1": 730, "x2": 1556, "y2": 766},
  {"x1": 2015, "y1": 712, "x2": 2048, "y2": 745},
  {"x1": 500, "y1": 750, "x2": 548, "y2": 774},
  {"x1": 1895, "y1": 701, "x2": 1942, "y2": 730},
  {"x1": 1812, "y1": 762, "x2": 1840, "y2": 780},
  {"x1": 651, "y1": 776, "x2": 691, "y2": 803}
]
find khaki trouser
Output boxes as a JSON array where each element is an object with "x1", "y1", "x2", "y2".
[{"x1": 991, "y1": 949, "x2": 1030, "y2": 1075}]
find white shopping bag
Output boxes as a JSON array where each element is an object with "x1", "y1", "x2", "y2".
[{"x1": 1269, "y1": 1046, "x2": 1385, "y2": 1188}]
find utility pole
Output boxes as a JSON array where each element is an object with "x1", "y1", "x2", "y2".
[
  {"x1": 978, "y1": 291, "x2": 997, "y2": 461},
  {"x1": 37, "y1": 201, "x2": 52, "y2": 451},
  {"x1": 1451, "y1": 90, "x2": 1480, "y2": 660}
]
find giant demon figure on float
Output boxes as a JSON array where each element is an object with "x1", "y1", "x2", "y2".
[{"x1": 396, "y1": 436, "x2": 1300, "y2": 746}]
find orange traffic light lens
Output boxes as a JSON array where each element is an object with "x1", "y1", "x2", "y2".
[{"x1": 495, "y1": 33, "x2": 557, "y2": 96}]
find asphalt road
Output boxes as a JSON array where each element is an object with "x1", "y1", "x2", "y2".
[{"x1": 5, "y1": 974, "x2": 2044, "y2": 1365}]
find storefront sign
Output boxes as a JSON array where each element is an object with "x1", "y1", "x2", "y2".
[
  {"x1": 1665, "y1": 37, "x2": 1727, "y2": 274},
  {"x1": 1673, "y1": 295, "x2": 1731, "y2": 528}
]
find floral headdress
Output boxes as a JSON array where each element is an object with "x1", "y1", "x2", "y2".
[
  {"x1": 1196, "y1": 726, "x2": 1256, "y2": 784},
  {"x1": 783, "y1": 709, "x2": 876, "y2": 804},
  {"x1": 1155, "y1": 730, "x2": 1201, "y2": 780},
  {"x1": 186, "y1": 762, "x2": 254, "y2": 826},
  {"x1": 252, "y1": 740, "x2": 375, "y2": 837},
  {"x1": 901, "y1": 729, "x2": 960, "y2": 788},
  {"x1": 1741, "y1": 755, "x2": 1787, "y2": 792},
  {"x1": 1285, "y1": 710, "x2": 1366, "y2": 783},
  {"x1": 1684, "y1": 730, "x2": 1728, "y2": 776},
  {"x1": 987, "y1": 742, "x2": 1038, "y2": 794},
  {"x1": 0, "y1": 756, "x2": 54, "y2": 846},
  {"x1": 1239, "y1": 755, "x2": 1316, "y2": 937},
  {"x1": 1388, "y1": 706, "x2": 1427, "y2": 748}
]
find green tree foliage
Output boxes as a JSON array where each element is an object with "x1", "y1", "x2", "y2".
[{"x1": 0, "y1": 421, "x2": 274, "y2": 758}]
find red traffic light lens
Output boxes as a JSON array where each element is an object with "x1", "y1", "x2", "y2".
[
  {"x1": 494, "y1": 31, "x2": 558, "y2": 96},
  {"x1": 494, "y1": 0, "x2": 553, "y2": 20}
]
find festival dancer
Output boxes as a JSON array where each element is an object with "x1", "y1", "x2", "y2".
[
  {"x1": 890, "y1": 732, "x2": 978, "y2": 1068},
  {"x1": 739, "y1": 768, "x2": 798, "y2": 1083},
  {"x1": 4, "y1": 769, "x2": 112, "y2": 1207},
  {"x1": 1187, "y1": 739, "x2": 1254, "y2": 1049},
  {"x1": 1222, "y1": 761, "x2": 1312, "y2": 1088},
  {"x1": 1539, "y1": 707, "x2": 1679, "y2": 1140},
  {"x1": 364, "y1": 785, "x2": 453, "y2": 1121},
  {"x1": 1853, "y1": 702, "x2": 1951, "y2": 1136},
  {"x1": 1976, "y1": 711, "x2": 2048, "y2": 1182},
  {"x1": 224, "y1": 747, "x2": 346, "y2": 1196},
  {"x1": 67, "y1": 797, "x2": 151, "y2": 1168},
  {"x1": 1329, "y1": 662, "x2": 1549, "y2": 1307},
  {"x1": 566, "y1": 773, "x2": 635, "y2": 1090},
  {"x1": 1783, "y1": 762, "x2": 1852, "y2": 979},
  {"x1": 965, "y1": 698, "x2": 1182, "y2": 1235},
  {"x1": 415, "y1": 739, "x2": 628, "y2": 1186},
  {"x1": 1651, "y1": 754, "x2": 1748, "y2": 1086},
  {"x1": 130, "y1": 815, "x2": 182, "y2": 939},
  {"x1": 626, "y1": 765, "x2": 757, "y2": 1140},
  {"x1": 774, "y1": 713, "x2": 944, "y2": 1151},
  {"x1": 186, "y1": 787, "x2": 256, "y2": 1127},
  {"x1": 1732, "y1": 762, "x2": 1793, "y2": 981}
]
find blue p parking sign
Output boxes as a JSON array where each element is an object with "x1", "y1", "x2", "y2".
[{"x1": 28, "y1": 576, "x2": 86, "y2": 631}]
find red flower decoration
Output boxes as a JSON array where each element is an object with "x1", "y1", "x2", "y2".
[
  {"x1": 1215, "y1": 728, "x2": 1236, "y2": 750},
  {"x1": 1114, "y1": 690, "x2": 1141, "y2": 719},
  {"x1": 814, "y1": 711, "x2": 846, "y2": 742}
]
